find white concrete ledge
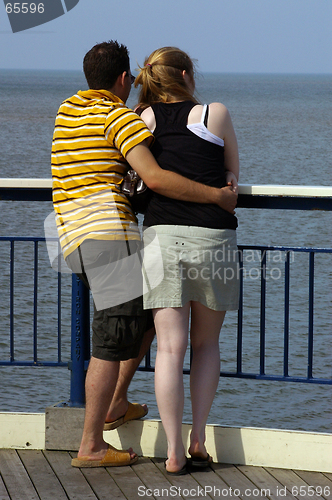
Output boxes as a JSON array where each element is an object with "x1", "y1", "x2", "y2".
[
  {"x1": 239, "y1": 184, "x2": 332, "y2": 197},
  {"x1": 0, "y1": 178, "x2": 52, "y2": 188},
  {"x1": 108, "y1": 420, "x2": 332, "y2": 473},
  {"x1": 0, "y1": 412, "x2": 45, "y2": 450},
  {"x1": 0, "y1": 412, "x2": 331, "y2": 473},
  {"x1": 0, "y1": 178, "x2": 331, "y2": 198}
]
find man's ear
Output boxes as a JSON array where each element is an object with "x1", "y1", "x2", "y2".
[
  {"x1": 118, "y1": 71, "x2": 127, "y2": 87},
  {"x1": 112, "y1": 71, "x2": 127, "y2": 97}
]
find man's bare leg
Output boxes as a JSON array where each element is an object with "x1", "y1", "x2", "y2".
[
  {"x1": 78, "y1": 356, "x2": 136, "y2": 460},
  {"x1": 105, "y1": 327, "x2": 155, "y2": 422}
]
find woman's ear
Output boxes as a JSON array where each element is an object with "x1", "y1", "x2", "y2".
[{"x1": 182, "y1": 70, "x2": 195, "y2": 92}]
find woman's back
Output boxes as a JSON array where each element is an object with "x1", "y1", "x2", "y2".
[{"x1": 143, "y1": 101, "x2": 238, "y2": 230}]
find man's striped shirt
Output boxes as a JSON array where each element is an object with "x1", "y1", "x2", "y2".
[{"x1": 51, "y1": 89, "x2": 153, "y2": 260}]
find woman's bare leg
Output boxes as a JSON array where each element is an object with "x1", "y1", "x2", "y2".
[
  {"x1": 189, "y1": 302, "x2": 226, "y2": 458},
  {"x1": 154, "y1": 304, "x2": 190, "y2": 472}
]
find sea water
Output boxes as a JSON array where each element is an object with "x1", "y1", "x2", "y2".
[{"x1": 0, "y1": 69, "x2": 331, "y2": 432}]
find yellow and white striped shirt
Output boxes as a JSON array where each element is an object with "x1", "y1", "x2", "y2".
[{"x1": 51, "y1": 89, "x2": 153, "y2": 259}]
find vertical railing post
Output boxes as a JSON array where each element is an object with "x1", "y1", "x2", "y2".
[
  {"x1": 69, "y1": 273, "x2": 90, "y2": 406},
  {"x1": 57, "y1": 241, "x2": 62, "y2": 364},
  {"x1": 9, "y1": 240, "x2": 15, "y2": 363},
  {"x1": 307, "y1": 251, "x2": 315, "y2": 380},
  {"x1": 33, "y1": 240, "x2": 38, "y2": 363},
  {"x1": 283, "y1": 250, "x2": 291, "y2": 378},
  {"x1": 236, "y1": 247, "x2": 244, "y2": 375},
  {"x1": 260, "y1": 249, "x2": 267, "y2": 375}
]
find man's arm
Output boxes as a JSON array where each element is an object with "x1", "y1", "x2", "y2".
[{"x1": 126, "y1": 141, "x2": 237, "y2": 214}]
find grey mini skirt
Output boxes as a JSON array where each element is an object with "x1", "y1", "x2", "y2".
[{"x1": 142, "y1": 225, "x2": 240, "y2": 311}]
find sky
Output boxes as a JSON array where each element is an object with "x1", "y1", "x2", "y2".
[{"x1": 0, "y1": 0, "x2": 331, "y2": 74}]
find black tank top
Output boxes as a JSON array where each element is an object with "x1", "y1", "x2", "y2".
[{"x1": 143, "y1": 101, "x2": 237, "y2": 230}]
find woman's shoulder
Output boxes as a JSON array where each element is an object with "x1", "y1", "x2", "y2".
[
  {"x1": 208, "y1": 102, "x2": 229, "y2": 116},
  {"x1": 188, "y1": 102, "x2": 229, "y2": 122},
  {"x1": 140, "y1": 106, "x2": 156, "y2": 131},
  {"x1": 208, "y1": 103, "x2": 232, "y2": 131},
  {"x1": 201, "y1": 103, "x2": 232, "y2": 140}
]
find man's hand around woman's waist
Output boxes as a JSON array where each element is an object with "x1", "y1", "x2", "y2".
[{"x1": 217, "y1": 185, "x2": 238, "y2": 214}]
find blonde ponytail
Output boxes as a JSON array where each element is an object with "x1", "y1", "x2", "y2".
[{"x1": 135, "y1": 47, "x2": 198, "y2": 110}]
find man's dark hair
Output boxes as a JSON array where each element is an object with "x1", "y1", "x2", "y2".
[{"x1": 83, "y1": 41, "x2": 130, "y2": 90}]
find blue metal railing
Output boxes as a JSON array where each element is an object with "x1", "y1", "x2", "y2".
[
  {"x1": 70, "y1": 274, "x2": 90, "y2": 406},
  {"x1": 1, "y1": 239, "x2": 330, "y2": 395},
  {"x1": 223, "y1": 245, "x2": 332, "y2": 384},
  {"x1": 0, "y1": 235, "x2": 67, "y2": 367},
  {"x1": 0, "y1": 181, "x2": 331, "y2": 407}
]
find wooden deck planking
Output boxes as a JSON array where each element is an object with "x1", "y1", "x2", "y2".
[
  {"x1": 132, "y1": 457, "x2": 184, "y2": 499},
  {"x1": 265, "y1": 467, "x2": 328, "y2": 500},
  {"x1": 0, "y1": 450, "x2": 331, "y2": 500},
  {"x1": 189, "y1": 464, "x2": 242, "y2": 500},
  {"x1": 0, "y1": 474, "x2": 11, "y2": 500},
  {"x1": 237, "y1": 464, "x2": 305, "y2": 500},
  {"x1": 150, "y1": 457, "x2": 204, "y2": 500},
  {"x1": 0, "y1": 450, "x2": 39, "y2": 500},
  {"x1": 43, "y1": 450, "x2": 98, "y2": 499},
  {"x1": 105, "y1": 458, "x2": 161, "y2": 500},
  {"x1": 292, "y1": 470, "x2": 332, "y2": 500},
  {"x1": 214, "y1": 463, "x2": 268, "y2": 500},
  {"x1": 78, "y1": 465, "x2": 128, "y2": 500},
  {"x1": 17, "y1": 449, "x2": 68, "y2": 500}
]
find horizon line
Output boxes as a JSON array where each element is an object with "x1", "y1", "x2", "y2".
[{"x1": 0, "y1": 67, "x2": 331, "y2": 76}]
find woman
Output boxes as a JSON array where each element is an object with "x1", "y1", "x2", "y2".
[{"x1": 135, "y1": 47, "x2": 240, "y2": 475}]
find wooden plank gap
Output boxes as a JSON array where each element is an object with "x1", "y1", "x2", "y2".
[{"x1": 0, "y1": 474, "x2": 11, "y2": 500}]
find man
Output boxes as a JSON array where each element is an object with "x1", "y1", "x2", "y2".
[{"x1": 51, "y1": 40, "x2": 237, "y2": 467}]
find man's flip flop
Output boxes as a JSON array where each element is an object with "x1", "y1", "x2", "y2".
[
  {"x1": 104, "y1": 402, "x2": 148, "y2": 431},
  {"x1": 188, "y1": 454, "x2": 213, "y2": 469},
  {"x1": 71, "y1": 444, "x2": 138, "y2": 468}
]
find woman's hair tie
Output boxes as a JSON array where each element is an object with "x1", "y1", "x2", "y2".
[{"x1": 146, "y1": 63, "x2": 152, "y2": 68}]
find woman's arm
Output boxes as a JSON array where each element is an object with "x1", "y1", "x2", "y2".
[{"x1": 208, "y1": 103, "x2": 239, "y2": 193}]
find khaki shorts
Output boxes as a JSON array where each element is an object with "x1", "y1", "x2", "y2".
[{"x1": 143, "y1": 225, "x2": 240, "y2": 311}]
